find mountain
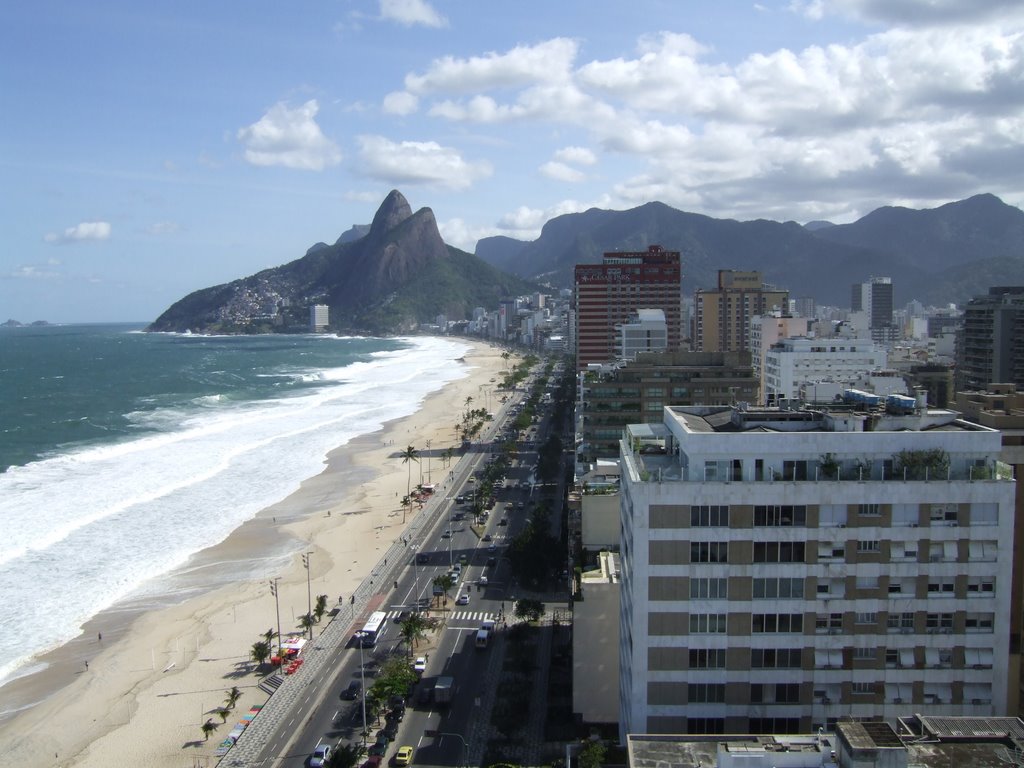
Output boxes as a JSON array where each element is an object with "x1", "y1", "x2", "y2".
[
  {"x1": 473, "y1": 195, "x2": 1024, "y2": 307},
  {"x1": 148, "y1": 191, "x2": 537, "y2": 334}
]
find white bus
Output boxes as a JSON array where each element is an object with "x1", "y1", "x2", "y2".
[{"x1": 354, "y1": 610, "x2": 387, "y2": 648}]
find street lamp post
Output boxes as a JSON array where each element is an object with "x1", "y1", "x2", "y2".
[
  {"x1": 358, "y1": 641, "x2": 368, "y2": 747},
  {"x1": 425, "y1": 438, "x2": 432, "y2": 484},
  {"x1": 268, "y1": 578, "x2": 283, "y2": 669},
  {"x1": 301, "y1": 551, "x2": 313, "y2": 639},
  {"x1": 437, "y1": 731, "x2": 468, "y2": 768}
]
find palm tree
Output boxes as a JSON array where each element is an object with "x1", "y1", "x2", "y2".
[
  {"x1": 501, "y1": 350, "x2": 511, "y2": 370},
  {"x1": 216, "y1": 707, "x2": 231, "y2": 723},
  {"x1": 314, "y1": 594, "x2": 328, "y2": 622},
  {"x1": 299, "y1": 613, "x2": 315, "y2": 635},
  {"x1": 432, "y1": 574, "x2": 456, "y2": 610},
  {"x1": 201, "y1": 719, "x2": 218, "y2": 741},
  {"x1": 250, "y1": 640, "x2": 271, "y2": 668},
  {"x1": 400, "y1": 445, "x2": 419, "y2": 511},
  {"x1": 326, "y1": 742, "x2": 366, "y2": 768},
  {"x1": 399, "y1": 613, "x2": 429, "y2": 655},
  {"x1": 400, "y1": 494, "x2": 414, "y2": 524},
  {"x1": 224, "y1": 686, "x2": 242, "y2": 710}
]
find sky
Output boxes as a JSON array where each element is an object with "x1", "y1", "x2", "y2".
[{"x1": 2, "y1": 1, "x2": 1023, "y2": 323}]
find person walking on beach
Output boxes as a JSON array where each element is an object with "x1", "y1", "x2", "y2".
[{"x1": 84, "y1": 660, "x2": 89, "y2": 670}]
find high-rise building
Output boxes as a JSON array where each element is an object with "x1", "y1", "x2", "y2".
[
  {"x1": 618, "y1": 309, "x2": 668, "y2": 362},
  {"x1": 956, "y1": 287, "x2": 1024, "y2": 392},
  {"x1": 619, "y1": 403, "x2": 1014, "y2": 738},
  {"x1": 309, "y1": 304, "x2": 329, "y2": 331},
  {"x1": 749, "y1": 313, "x2": 815, "y2": 403},
  {"x1": 694, "y1": 271, "x2": 788, "y2": 353},
  {"x1": 577, "y1": 351, "x2": 757, "y2": 462},
  {"x1": 763, "y1": 336, "x2": 887, "y2": 405},
  {"x1": 573, "y1": 246, "x2": 682, "y2": 369},
  {"x1": 852, "y1": 277, "x2": 896, "y2": 345}
]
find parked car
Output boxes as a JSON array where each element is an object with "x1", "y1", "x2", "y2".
[
  {"x1": 413, "y1": 656, "x2": 427, "y2": 674},
  {"x1": 380, "y1": 720, "x2": 399, "y2": 741},
  {"x1": 368, "y1": 737, "x2": 390, "y2": 757},
  {"x1": 310, "y1": 744, "x2": 331, "y2": 767},
  {"x1": 341, "y1": 680, "x2": 362, "y2": 700}
]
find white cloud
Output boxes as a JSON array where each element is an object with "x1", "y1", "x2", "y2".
[
  {"x1": 237, "y1": 100, "x2": 342, "y2": 171},
  {"x1": 822, "y1": 0, "x2": 1024, "y2": 26},
  {"x1": 382, "y1": 91, "x2": 419, "y2": 116},
  {"x1": 6, "y1": 263, "x2": 62, "y2": 280},
  {"x1": 379, "y1": 0, "x2": 447, "y2": 28},
  {"x1": 495, "y1": 197, "x2": 608, "y2": 240},
  {"x1": 405, "y1": 38, "x2": 579, "y2": 95},
  {"x1": 44, "y1": 221, "x2": 111, "y2": 244},
  {"x1": 357, "y1": 135, "x2": 492, "y2": 189},
  {"x1": 145, "y1": 221, "x2": 182, "y2": 236},
  {"x1": 539, "y1": 161, "x2": 585, "y2": 183},
  {"x1": 554, "y1": 146, "x2": 597, "y2": 166}
]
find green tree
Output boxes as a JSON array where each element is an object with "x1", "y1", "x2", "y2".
[
  {"x1": 400, "y1": 445, "x2": 419, "y2": 519},
  {"x1": 224, "y1": 685, "x2": 242, "y2": 710},
  {"x1": 326, "y1": 742, "x2": 366, "y2": 768},
  {"x1": 250, "y1": 640, "x2": 271, "y2": 667},
  {"x1": 514, "y1": 598, "x2": 544, "y2": 623},
  {"x1": 201, "y1": 719, "x2": 218, "y2": 741},
  {"x1": 314, "y1": 594, "x2": 328, "y2": 622},
  {"x1": 578, "y1": 739, "x2": 607, "y2": 768},
  {"x1": 370, "y1": 657, "x2": 419, "y2": 705},
  {"x1": 399, "y1": 613, "x2": 429, "y2": 654},
  {"x1": 299, "y1": 612, "x2": 315, "y2": 635},
  {"x1": 216, "y1": 707, "x2": 231, "y2": 723},
  {"x1": 432, "y1": 573, "x2": 456, "y2": 609}
]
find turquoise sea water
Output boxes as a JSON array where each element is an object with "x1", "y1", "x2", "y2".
[{"x1": 0, "y1": 324, "x2": 471, "y2": 697}]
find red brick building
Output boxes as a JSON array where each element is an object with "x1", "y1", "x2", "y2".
[{"x1": 573, "y1": 245, "x2": 682, "y2": 369}]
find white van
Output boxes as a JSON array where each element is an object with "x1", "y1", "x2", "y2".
[{"x1": 475, "y1": 628, "x2": 489, "y2": 648}]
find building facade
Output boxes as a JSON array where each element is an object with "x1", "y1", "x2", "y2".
[
  {"x1": 618, "y1": 309, "x2": 668, "y2": 361},
  {"x1": 618, "y1": 404, "x2": 1015, "y2": 739},
  {"x1": 694, "y1": 271, "x2": 788, "y2": 354},
  {"x1": 956, "y1": 287, "x2": 1024, "y2": 392},
  {"x1": 762, "y1": 336, "x2": 887, "y2": 405},
  {"x1": 309, "y1": 303, "x2": 329, "y2": 331},
  {"x1": 574, "y1": 246, "x2": 682, "y2": 369},
  {"x1": 749, "y1": 314, "x2": 816, "y2": 403},
  {"x1": 578, "y1": 351, "x2": 757, "y2": 463},
  {"x1": 852, "y1": 277, "x2": 896, "y2": 346}
]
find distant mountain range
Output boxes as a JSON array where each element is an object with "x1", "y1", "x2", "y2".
[
  {"x1": 149, "y1": 191, "x2": 1024, "y2": 335},
  {"x1": 476, "y1": 193, "x2": 1024, "y2": 307},
  {"x1": 148, "y1": 191, "x2": 537, "y2": 334}
]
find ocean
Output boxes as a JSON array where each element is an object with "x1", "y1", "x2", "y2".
[{"x1": 0, "y1": 324, "x2": 471, "y2": 698}]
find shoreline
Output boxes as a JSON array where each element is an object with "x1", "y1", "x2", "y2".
[{"x1": 0, "y1": 339, "x2": 511, "y2": 768}]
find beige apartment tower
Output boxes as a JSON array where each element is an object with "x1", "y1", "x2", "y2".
[{"x1": 694, "y1": 270, "x2": 788, "y2": 353}]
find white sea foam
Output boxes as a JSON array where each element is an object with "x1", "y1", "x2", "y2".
[{"x1": 0, "y1": 335, "x2": 470, "y2": 688}]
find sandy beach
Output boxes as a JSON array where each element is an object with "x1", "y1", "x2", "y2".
[{"x1": 0, "y1": 339, "x2": 511, "y2": 768}]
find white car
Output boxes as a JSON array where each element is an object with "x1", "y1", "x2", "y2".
[
  {"x1": 456, "y1": 593, "x2": 470, "y2": 605},
  {"x1": 413, "y1": 656, "x2": 427, "y2": 674},
  {"x1": 310, "y1": 743, "x2": 331, "y2": 767}
]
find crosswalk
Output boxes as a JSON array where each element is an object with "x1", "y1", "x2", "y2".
[{"x1": 382, "y1": 609, "x2": 496, "y2": 623}]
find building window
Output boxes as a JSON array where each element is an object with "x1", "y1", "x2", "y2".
[
  {"x1": 751, "y1": 648, "x2": 802, "y2": 668},
  {"x1": 689, "y1": 613, "x2": 727, "y2": 633},
  {"x1": 691, "y1": 541, "x2": 729, "y2": 563},
  {"x1": 967, "y1": 578, "x2": 995, "y2": 595},
  {"x1": 688, "y1": 683, "x2": 726, "y2": 703},
  {"x1": 752, "y1": 613, "x2": 804, "y2": 633},
  {"x1": 753, "y1": 541, "x2": 806, "y2": 563},
  {"x1": 926, "y1": 612, "x2": 954, "y2": 632},
  {"x1": 927, "y1": 582, "x2": 955, "y2": 595},
  {"x1": 689, "y1": 648, "x2": 726, "y2": 668},
  {"x1": 690, "y1": 505, "x2": 729, "y2": 527},
  {"x1": 753, "y1": 505, "x2": 807, "y2": 526},
  {"x1": 816, "y1": 613, "x2": 843, "y2": 632},
  {"x1": 885, "y1": 649, "x2": 899, "y2": 667},
  {"x1": 858, "y1": 503, "x2": 881, "y2": 517},
  {"x1": 748, "y1": 718, "x2": 801, "y2": 735},
  {"x1": 856, "y1": 540, "x2": 880, "y2": 553},
  {"x1": 752, "y1": 577, "x2": 804, "y2": 599},
  {"x1": 687, "y1": 718, "x2": 725, "y2": 735},
  {"x1": 887, "y1": 612, "x2": 915, "y2": 633},
  {"x1": 851, "y1": 682, "x2": 875, "y2": 695},
  {"x1": 751, "y1": 683, "x2": 801, "y2": 704},
  {"x1": 690, "y1": 577, "x2": 728, "y2": 599},
  {"x1": 853, "y1": 647, "x2": 876, "y2": 661},
  {"x1": 965, "y1": 613, "x2": 995, "y2": 633},
  {"x1": 855, "y1": 612, "x2": 878, "y2": 625}
]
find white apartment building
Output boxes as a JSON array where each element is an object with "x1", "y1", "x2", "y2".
[
  {"x1": 618, "y1": 309, "x2": 668, "y2": 361},
  {"x1": 749, "y1": 314, "x2": 815, "y2": 402},
  {"x1": 763, "y1": 336, "x2": 886, "y2": 404},
  {"x1": 618, "y1": 404, "x2": 1015, "y2": 740}
]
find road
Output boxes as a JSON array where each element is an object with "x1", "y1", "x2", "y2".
[{"x1": 241, "y1": 363, "x2": 553, "y2": 768}]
